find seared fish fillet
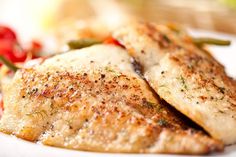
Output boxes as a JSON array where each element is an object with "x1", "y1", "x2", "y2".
[
  {"x1": 113, "y1": 22, "x2": 236, "y2": 145},
  {"x1": 0, "y1": 45, "x2": 222, "y2": 154}
]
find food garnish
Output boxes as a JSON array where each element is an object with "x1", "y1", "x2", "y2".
[
  {"x1": 67, "y1": 38, "x2": 101, "y2": 50},
  {"x1": 0, "y1": 25, "x2": 43, "y2": 72},
  {"x1": 193, "y1": 37, "x2": 231, "y2": 46},
  {"x1": 0, "y1": 56, "x2": 19, "y2": 72}
]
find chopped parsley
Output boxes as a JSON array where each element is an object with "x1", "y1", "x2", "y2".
[
  {"x1": 178, "y1": 75, "x2": 188, "y2": 90},
  {"x1": 158, "y1": 119, "x2": 168, "y2": 126},
  {"x1": 143, "y1": 101, "x2": 156, "y2": 109}
]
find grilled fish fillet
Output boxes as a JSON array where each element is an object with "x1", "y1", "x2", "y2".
[
  {"x1": 113, "y1": 22, "x2": 236, "y2": 145},
  {"x1": 0, "y1": 45, "x2": 222, "y2": 154}
]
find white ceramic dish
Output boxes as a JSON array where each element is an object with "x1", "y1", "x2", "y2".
[{"x1": 0, "y1": 29, "x2": 235, "y2": 157}]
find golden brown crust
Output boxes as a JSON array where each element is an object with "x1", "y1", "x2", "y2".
[
  {"x1": 113, "y1": 22, "x2": 224, "y2": 71},
  {"x1": 0, "y1": 45, "x2": 223, "y2": 154},
  {"x1": 113, "y1": 22, "x2": 236, "y2": 145},
  {"x1": 145, "y1": 50, "x2": 236, "y2": 144}
]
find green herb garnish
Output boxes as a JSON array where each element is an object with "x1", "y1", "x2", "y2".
[
  {"x1": 166, "y1": 23, "x2": 182, "y2": 34},
  {"x1": 0, "y1": 56, "x2": 19, "y2": 72},
  {"x1": 193, "y1": 37, "x2": 231, "y2": 46},
  {"x1": 105, "y1": 66, "x2": 116, "y2": 73},
  {"x1": 143, "y1": 101, "x2": 156, "y2": 109},
  {"x1": 178, "y1": 75, "x2": 188, "y2": 90},
  {"x1": 156, "y1": 105, "x2": 164, "y2": 113},
  {"x1": 158, "y1": 119, "x2": 168, "y2": 126},
  {"x1": 67, "y1": 38, "x2": 101, "y2": 50},
  {"x1": 26, "y1": 110, "x2": 47, "y2": 119},
  {"x1": 162, "y1": 34, "x2": 171, "y2": 43}
]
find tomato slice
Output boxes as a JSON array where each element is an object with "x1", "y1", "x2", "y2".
[
  {"x1": 30, "y1": 40, "x2": 42, "y2": 53},
  {"x1": 103, "y1": 37, "x2": 124, "y2": 48}
]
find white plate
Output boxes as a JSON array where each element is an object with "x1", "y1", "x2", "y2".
[
  {"x1": 0, "y1": 132, "x2": 236, "y2": 157},
  {"x1": 0, "y1": 30, "x2": 236, "y2": 157}
]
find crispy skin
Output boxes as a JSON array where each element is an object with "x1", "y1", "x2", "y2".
[
  {"x1": 113, "y1": 22, "x2": 236, "y2": 145},
  {"x1": 0, "y1": 45, "x2": 222, "y2": 154}
]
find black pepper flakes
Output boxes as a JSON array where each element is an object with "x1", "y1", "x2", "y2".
[
  {"x1": 131, "y1": 59, "x2": 143, "y2": 77},
  {"x1": 218, "y1": 87, "x2": 225, "y2": 94},
  {"x1": 101, "y1": 74, "x2": 106, "y2": 79},
  {"x1": 69, "y1": 87, "x2": 74, "y2": 91}
]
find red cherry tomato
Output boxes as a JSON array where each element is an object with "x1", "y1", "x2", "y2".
[
  {"x1": 31, "y1": 40, "x2": 42, "y2": 52},
  {"x1": 0, "y1": 26, "x2": 17, "y2": 41},
  {"x1": 12, "y1": 44, "x2": 27, "y2": 62},
  {"x1": 103, "y1": 37, "x2": 124, "y2": 48},
  {"x1": 0, "y1": 39, "x2": 14, "y2": 55},
  {"x1": 0, "y1": 25, "x2": 43, "y2": 69},
  {"x1": 0, "y1": 41, "x2": 26, "y2": 64}
]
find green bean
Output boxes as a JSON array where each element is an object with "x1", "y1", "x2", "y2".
[
  {"x1": 67, "y1": 38, "x2": 101, "y2": 50},
  {"x1": 0, "y1": 56, "x2": 19, "y2": 72},
  {"x1": 193, "y1": 37, "x2": 231, "y2": 46}
]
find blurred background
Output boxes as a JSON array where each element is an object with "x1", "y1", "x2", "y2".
[
  {"x1": 1, "y1": 0, "x2": 236, "y2": 37},
  {"x1": 0, "y1": 0, "x2": 235, "y2": 77}
]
